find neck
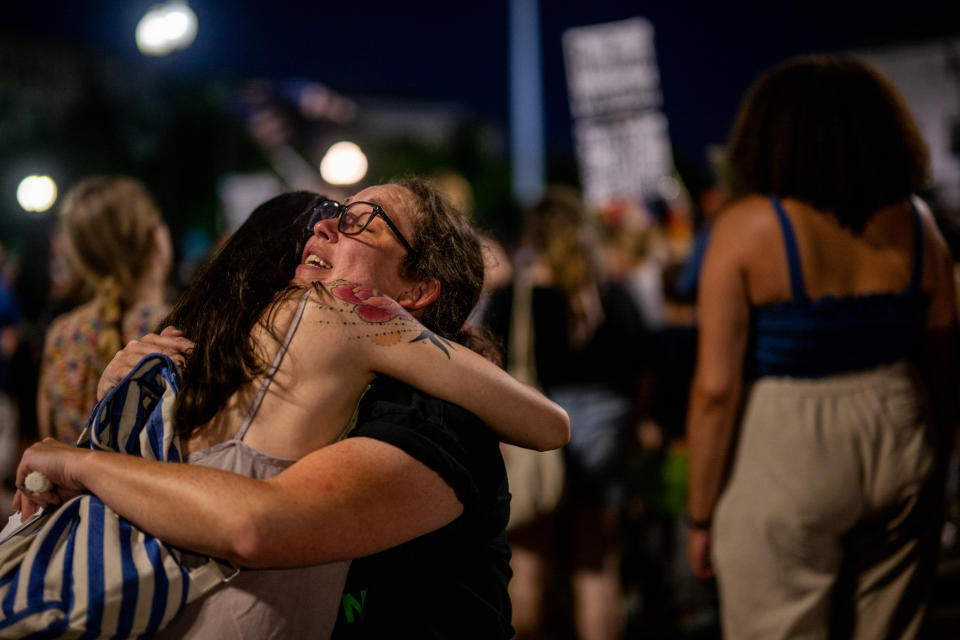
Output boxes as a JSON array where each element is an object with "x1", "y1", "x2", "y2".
[{"x1": 130, "y1": 252, "x2": 168, "y2": 307}]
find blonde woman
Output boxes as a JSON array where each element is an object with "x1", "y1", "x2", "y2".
[{"x1": 38, "y1": 176, "x2": 172, "y2": 444}]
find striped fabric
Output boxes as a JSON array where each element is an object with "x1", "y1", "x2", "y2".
[{"x1": 0, "y1": 354, "x2": 230, "y2": 639}]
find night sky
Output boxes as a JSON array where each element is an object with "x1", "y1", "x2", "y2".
[{"x1": 2, "y1": 0, "x2": 960, "y2": 177}]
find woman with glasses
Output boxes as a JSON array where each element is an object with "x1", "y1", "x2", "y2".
[{"x1": 12, "y1": 177, "x2": 569, "y2": 639}]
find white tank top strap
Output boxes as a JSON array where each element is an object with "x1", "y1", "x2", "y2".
[{"x1": 235, "y1": 289, "x2": 312, "y2": 442}]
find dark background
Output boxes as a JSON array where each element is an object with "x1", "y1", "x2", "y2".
[{"x1": 1, "y1": 0, "x2": 959, "y2": 246}]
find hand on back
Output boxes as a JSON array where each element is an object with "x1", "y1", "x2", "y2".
[{"x1": 96, "y1": 326, "x2": 195, "y2": 400}]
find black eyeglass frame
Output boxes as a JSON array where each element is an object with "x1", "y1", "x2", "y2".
[{"x1": 306, "y1": 199, "x2": 414, "y2": 253}]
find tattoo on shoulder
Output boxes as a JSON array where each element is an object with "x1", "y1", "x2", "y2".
[{"x1": 312, "y1": 281, "x2": 455, "y2": 358}]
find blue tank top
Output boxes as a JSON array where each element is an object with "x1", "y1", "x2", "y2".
[{"x1": 749, "y1": 196, "x2": 928, "y2": 379}]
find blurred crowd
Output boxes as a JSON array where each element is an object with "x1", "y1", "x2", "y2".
[
  {"x1": 465, "y1": 167, "x2": 729, "y2": 640},
  {"x1": 2, "y1": 55, "x2": 960, "y2": 640}
]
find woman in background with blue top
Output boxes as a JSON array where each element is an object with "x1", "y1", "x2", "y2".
[{"x1": 685, "y1": 55, "x2": 957, "y2": 639}]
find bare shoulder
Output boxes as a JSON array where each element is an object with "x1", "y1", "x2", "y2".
[
  {"x1": 714, "y1": 195, "x2": 775, "y2": 230},
  {"x1": 299, "y1": 281, "x2": 459, "y2": 358},
  {"x1": 708, "y1": 195, "x2": 778, "y2": 258},
  {"x1": 913, "y1": 197, "x2": 951, "y2": 256},
  {"x1": 911, "y1": 197, "x2": 955, "y2": 293}
]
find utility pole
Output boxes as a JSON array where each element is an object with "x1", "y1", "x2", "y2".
[{"x1": 509, "y1": 0, "x2": 545, "y2": 206}]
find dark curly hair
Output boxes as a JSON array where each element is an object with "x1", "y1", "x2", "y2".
[
  {"x1": 725, "y1": 55, "x2": 929, "y2": 232},
  {"x1": 394, "y1": 176, "x2": 485, "y2": 343}
]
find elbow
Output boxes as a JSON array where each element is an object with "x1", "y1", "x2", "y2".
[
  {"x1": 555, "y1": 409, "x2": 571, "y2": 449},
  {"x1": 223, "y1": 519, "x2": 264, "y2": 567},
  {"x1": 537, "y1": 408, "x2": 570, "y2": 451},
  {"x1": 689, "y1": 376, "x2": 740, "y2": 418},
  {"x1": 221, "y1": 507, "x2": 275, "y2": 568}
]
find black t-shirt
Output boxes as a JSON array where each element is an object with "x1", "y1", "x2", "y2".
[
  {"x1": 485, "y1": 280, "x2": 651, "y2": 394},
  {"x1": 331, "y1": 376, "x2": 514, "y2": 639}
]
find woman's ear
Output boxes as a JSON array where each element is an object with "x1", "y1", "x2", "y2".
[{"x1": 395, "y1": 277, "x2": 440, "y2": 311}]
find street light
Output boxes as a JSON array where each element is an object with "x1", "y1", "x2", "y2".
[
  {"x1": 16, "y1": 175, "x2": 58, "y2": 213},
  {"x1": 320, "y1": 141, "x2": 368, "y2": 185},
  {"x1": 136, "y1": 1, "x2": 198, "y2": 56}
]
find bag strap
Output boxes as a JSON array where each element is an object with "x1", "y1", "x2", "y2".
[
  {"x1": 186, "y1": 557, "x2": 241, "y2": 603},
  {"x1": 507, "y1": 274, "x2": 538, "y2": 387},
  {"x1": 235, "y1": 289, "x2": 312, "y2": 442}
]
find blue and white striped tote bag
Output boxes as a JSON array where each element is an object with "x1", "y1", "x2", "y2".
[{"x1": 0, "y1": 354, "x2": 234, "y2": 639}]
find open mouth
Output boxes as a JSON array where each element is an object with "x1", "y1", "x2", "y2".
[{"x1": 304, "y1": 254, "x2": 333, "y2": 269}]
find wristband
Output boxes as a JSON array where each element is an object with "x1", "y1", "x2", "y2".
[{"x1": 686, "y1": 512, "x2": 712, "y2": 530}]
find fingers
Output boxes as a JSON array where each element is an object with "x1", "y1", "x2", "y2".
[
  {"x1": 18, "y1": 492, "x2": 36, "y2": 521},
  {"x1": 687, "y1": 530, "x2": 715, "y2": 579},
  {"x1": 17, "y1": 492, "x2": 46, "y2": 521},
  {"x1": 14, "y1": 438, "x2": 58, "y2": 490},
  {"x1": 96, "y1": 332, "x2": 195, "y2": 399},
  {"x1": 12, "y1": 486, "x2": 59, "y2": 522},
  {"x1": 136, "y1": 335, "x2": 195, "y2": 367},
  {"x1": 690, "y1": 552, "x2": 714, "y2": 579},
  {"x1": 13, "y1": 440, "x2": 85, "y2": 517},
  {"x1": 130, "y1": 333, "x2": 196, "y2": 358}
]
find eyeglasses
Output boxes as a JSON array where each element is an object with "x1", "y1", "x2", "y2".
[{"x1": 306, "y1": 198, "x2": 413, "y2": 253}]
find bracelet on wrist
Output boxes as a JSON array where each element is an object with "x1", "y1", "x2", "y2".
[{"x1": 686, "y1": 513, "x2": 712, "y2": 530}]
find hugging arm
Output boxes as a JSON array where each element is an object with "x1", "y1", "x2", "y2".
[
  {"x1": 14, "y1": 435, "x2": 463, "y2": 567},
  {"x1": 311, "y1": 282, "x2": 569, "y2": 451},
  {"x1": 97, "y1": 285, "x2": 569, "y2": 451}
]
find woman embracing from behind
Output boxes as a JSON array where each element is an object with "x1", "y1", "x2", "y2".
[
  {"x1": 686, "y1": 55, "x2": 957, "y2": 639},
  {"x1": 38, "y1": 176, "x2": 172, "y2": 444}
]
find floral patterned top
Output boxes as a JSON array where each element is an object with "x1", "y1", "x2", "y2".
[{"x1": 39, "y1": 298, "x2": 169, "y2": 445}]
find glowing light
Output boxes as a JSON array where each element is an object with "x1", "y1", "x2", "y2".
[
  {"x1": 319, "y1": 141, "x2": 368, "y2": 185},
  {"x1": 136, "y1": 1, "x2": 198, "y2": 56},
  {"x1": 657, "y1": 175, "x2": 681, "y2": 201},
  {"x1": 16, "y1": 175, "x2": 57, "y2": 213}
]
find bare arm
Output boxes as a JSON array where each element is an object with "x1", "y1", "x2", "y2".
[
  {"x1": 685, "y1": 213, "x2": 751, "y2": 578},
  {"x1": 305, "y1": 282, "x2": 569, "y2": 451},
  {"x1": 915, "y1": 201, "x2": 959, "y2": 452},
  {"x1": 95, "y1": 290, "x2": 568, "y2": 451},
  {"x1": 15, "y1": 436, "x2": 463, "y2": 567}
]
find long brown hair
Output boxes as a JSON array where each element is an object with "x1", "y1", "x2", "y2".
[{"x1": 163, "y1": 191, "x2": 314, "y2": 438}]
